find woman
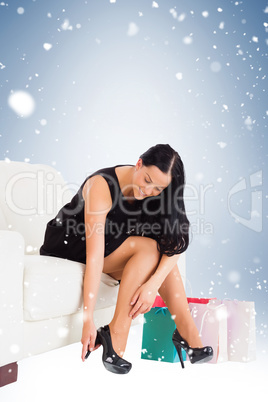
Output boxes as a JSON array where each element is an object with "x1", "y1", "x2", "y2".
[{"x1": 40, "y1": 144, "x2": 213, "y2": 374}]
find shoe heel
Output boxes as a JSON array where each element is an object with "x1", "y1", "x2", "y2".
[
  {"x1": 85, "y1": 350, "x2": 91, "y2": 359},
  {"x1": 172, "y1": 328, "x2": 213, "y2": 367},
  {"x1": 173, "y1": 340, "x2": 185, "y2": 369},
  {"x1": 85, "y1": 333, "x2": 101, "y2": 360}
]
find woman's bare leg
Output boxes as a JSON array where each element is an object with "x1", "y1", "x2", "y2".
[
  {"x1": 103, "y1": 236, "x2": 161, "y2": 357},
  {"x1": 158, "y1": 264, "x2": 203, "y2": 348}
]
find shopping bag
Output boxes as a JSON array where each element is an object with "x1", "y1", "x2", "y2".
[
  {"x1": 141, "y1": 296, "x2": 186, "y2": 363},
  {"x1": 213, "y1": 299, "x2": 256, "y2": 362},
  {"x1": 188, "y1": 301, "x2": 228, "y2": 363},
  {"x1": 187, "y1": 297, "x2": 216, "y2": 304}
]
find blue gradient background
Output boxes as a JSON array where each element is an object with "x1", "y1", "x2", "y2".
[{"x1": 0, "y1": 1, "x2": 267, "y2": 353}]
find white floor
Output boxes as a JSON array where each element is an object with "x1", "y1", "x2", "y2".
[{"x1": 0, "y1": 324, "x2": 266, "y2": 402}]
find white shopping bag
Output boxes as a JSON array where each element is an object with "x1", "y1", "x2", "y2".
[
  {"x1": 188, "y1": 301, "x2": 228, "y2": 364},
  {"x1": 221, "y1": 300, "x2": 256, "y2": 362}
]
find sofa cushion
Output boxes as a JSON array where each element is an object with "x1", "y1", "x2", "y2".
[
  {"x1": 23, "y1": 255, "x2": 119, "y2": 321},
  {"x1": 0, "y1": 160, "x2": 74, "y2": 255}
]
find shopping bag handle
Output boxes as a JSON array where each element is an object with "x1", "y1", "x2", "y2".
[
  {"x1": 191, "y1": 303, "x2": 225, "y2": 337},
  {"x1": 221, "y1": 298, "x2": 239, "y2": 303},
  {"x1": 154, "y1": 307, "x2": 167, "y2": 316}
]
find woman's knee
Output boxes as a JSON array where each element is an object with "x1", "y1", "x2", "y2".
[
  {"x1": 131, "y1": 237, "x2": 161, "y2": 267},
  {"x1": 103, "y1": 236, "x2": 160, "y2": 276}
]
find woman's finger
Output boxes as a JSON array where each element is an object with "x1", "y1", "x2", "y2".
[
  {"x1": 130, "y1": 291, "x2": 139, "y2": 306},
  {"x1": 129, "y1": 301, "x2": 142, "y2": 318},
  {"x1": 132, "y1": 303, "x2": 151, "y2": 319},
  {"x1": 132, "y1": 302, "x2": 148, "y2": 319},
  {"x1": 143, "y1": 306, "x2": 151, "y2": 314},
  {"x1": 89, "y1": 333, "x2": 96, "y2": 352},
  {"x1": 81, "y1": 339, "x2": 90, "y2": 362}
]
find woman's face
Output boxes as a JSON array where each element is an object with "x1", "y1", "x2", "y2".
[{"x1": 133, "y1": 158, "x2": 172, "y2": 200}]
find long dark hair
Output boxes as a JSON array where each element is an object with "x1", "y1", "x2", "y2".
[{"x1": 139, "y1": 144, "x2": 189, "y2": 257}]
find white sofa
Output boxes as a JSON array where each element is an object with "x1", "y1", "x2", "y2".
[{"x1": 0, "y1": 160, "x2": 186, "y2": 387}]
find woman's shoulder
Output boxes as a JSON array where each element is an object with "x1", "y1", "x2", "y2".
[
  {"x1": 82, "y1": 174, "x2": 112, "y2": 203},
  {"x1": 81, "y1": 164, "x2": 134, "y2": 202}
]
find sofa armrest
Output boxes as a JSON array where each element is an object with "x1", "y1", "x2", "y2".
[{"x1": 0, "y1": 230, "x2": 25, "y2": 366}]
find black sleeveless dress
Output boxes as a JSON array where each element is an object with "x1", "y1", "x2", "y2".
[{"x1": 39, "y1": 165, "x2": 146, "y2": 264}]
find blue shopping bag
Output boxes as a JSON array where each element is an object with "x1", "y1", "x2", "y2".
[{"x1": 141, "y1": 304, "x2": 186, "y2": 363}]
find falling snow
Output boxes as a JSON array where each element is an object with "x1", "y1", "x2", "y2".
[
  {"x1": 17, "y1": 7, "x2": 24, "y2": 15},
  {"x1": 10, "y1": 344, "x2": 20, "y2": 354},
  {"x1": 182, "y1": 36, "x2": 193, "y2": 45},
  {"x1": 202, "y1": 11, "x2": 209, "y2": 18},
  {"x1": 127, "y1": 22, "x2": 139, "y2": 36},
  {"x1": 175, "y1": 72, "x2": 183, "y2": 80},
  {"x1": 43, "y1": 43, "x2": 52, "y2": 51},
  {"x1": 217, "y1": 142, "x2": 227, "y2": 149},
  {"x1": 178, "y1": 13, "x2": 186, "y2": 22},
  {"x1": 8, "y1": 91, "x2": 35, "y2": 117}
]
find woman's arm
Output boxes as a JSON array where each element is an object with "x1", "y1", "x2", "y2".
[
  {"x1": 149, "y1": 253, "x2": 180, "y2": 289},
  {"x1": 81, "y1": 175, "x2": 112, "y2": 361},
  {"x1": 129, "y1": 253, "x2": 180, "y2": 318}
]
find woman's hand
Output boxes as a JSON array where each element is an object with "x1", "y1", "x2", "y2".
[
  {"x1": 129, "y1": 280, "x2": 158, "y2": 319},
  {"x1": 81, "y1": 319, "x2": 100, "y2": 362}
]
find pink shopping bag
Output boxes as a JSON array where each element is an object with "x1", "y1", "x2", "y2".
[
  {"x1": 188, "y1": 301, "x2": 228, "y2": 364},
  {"x1": 210, "y1": 299, "x2": 256, "y2": 362}
]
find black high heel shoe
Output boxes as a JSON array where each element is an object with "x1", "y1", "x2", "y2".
[
  {"x1": 85, "y1": 325, "x2": 132, "y2": 374},
  {"x1": 172, "y1": 328, "x2": 213, "y2": 369}
]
